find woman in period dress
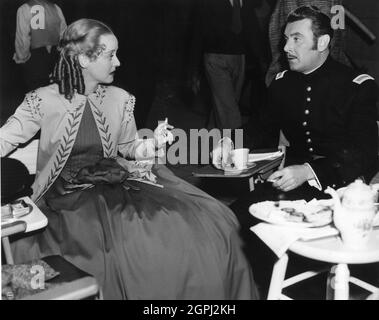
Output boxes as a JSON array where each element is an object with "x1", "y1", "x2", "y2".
[{"x1": 0, "y1": 19, "x2": 259, "y2": 300}]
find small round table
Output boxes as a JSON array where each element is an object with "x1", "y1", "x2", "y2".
[{"x1": 267, "y1": 228, "x2": 379, "y2": 300}]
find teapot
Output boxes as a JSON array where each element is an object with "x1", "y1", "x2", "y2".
[{"x1": 325, "y1": 179, "x2": 379, "y2": 249}]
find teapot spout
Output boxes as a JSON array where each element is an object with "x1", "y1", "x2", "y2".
[{"x1": 325, "y1": 186, "x2": 344, "y2": 231}]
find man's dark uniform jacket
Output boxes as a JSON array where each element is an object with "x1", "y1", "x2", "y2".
[{"x1": 248, "y1": 56, "x2": 378, "y2": 189}]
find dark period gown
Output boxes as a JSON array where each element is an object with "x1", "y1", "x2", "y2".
[{"x1": 11, "y1": 102, "x2": 258, "y2": 300}]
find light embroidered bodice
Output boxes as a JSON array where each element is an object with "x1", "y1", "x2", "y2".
[{"x1": 0, "y1": 84, "x2": 163, "y2": 202}]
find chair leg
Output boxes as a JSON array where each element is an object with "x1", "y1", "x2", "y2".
[
  {"x1": 97, "y1": 288, "x2": 104, "y2": 300},
  {"x1": 349, "y1": 277, "x2": 379, "y2": 294},
  {"x1": 267, "y1": 253, "x2": 289, "y2": 300},
  {"x1": 2, "y1": 236, "x2": 14, "y2": 264}
]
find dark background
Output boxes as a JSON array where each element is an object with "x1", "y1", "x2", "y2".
[
  {"x1": 1, "y1": 0, "x2": 378, "y2": 125},
  {"x1": 0, "y1": 0, "x2": 219, "y2": 125}
]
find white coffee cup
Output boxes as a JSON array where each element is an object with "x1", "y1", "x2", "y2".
[{"x1": 230, "y1": 148, "x2": 249, "y2": 170}]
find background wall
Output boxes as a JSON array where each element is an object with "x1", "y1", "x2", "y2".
[
  {"x1": 344, "y1": 0, "x2": 379, "y2": 82},
  {"x1": 1, "y1": 0, "x2": 378, "y2": 124}
]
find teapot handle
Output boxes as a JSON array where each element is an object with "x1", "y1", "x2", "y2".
[{"x1": 374, "y1": 210, "x2": 379, "y2": 225}]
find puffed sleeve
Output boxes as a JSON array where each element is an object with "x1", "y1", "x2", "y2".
[
  {"x1": 0, "y1": 91, "x2": 43, "y2": 157},
  {"x1": 13, "y1": 4, "x2": 32, "y2": 64},
  {"x1": 117, "y1": 93, "x2": 138, "y2": 158},
  {"x1": 117, "y1": 93, "x2": 160, "y2": 160}
]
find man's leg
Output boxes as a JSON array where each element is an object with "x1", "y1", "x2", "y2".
[
  {"x1": 232, "y1": 54, "x2": 245, "y2": 104},
  {"x1": 204, "y1": 53, "x2": 242, "y2": 129}
]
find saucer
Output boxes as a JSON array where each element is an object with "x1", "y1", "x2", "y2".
[{"x1": 223, "y1": 162, "x2": 256, "y2": 174}]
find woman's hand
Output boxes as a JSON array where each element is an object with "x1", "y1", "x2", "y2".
[{"x1": 154, "y1": 118, "x2": 174, "y2": 149}]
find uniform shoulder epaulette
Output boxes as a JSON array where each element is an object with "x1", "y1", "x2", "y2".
[
  {"x1": 275, "y1": 70, "x2": 288, "y2": 80},
  {"x1": 352, "y1": 74, "x2": 374, "y2": 84}
]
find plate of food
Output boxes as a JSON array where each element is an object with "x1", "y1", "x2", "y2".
[{"x1": 249, "y1": 199, "x2": 334, "y2": 228}]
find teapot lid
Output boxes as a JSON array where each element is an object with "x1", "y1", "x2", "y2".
[{"x1": 342, "y1": 179, "x2": 378, "y2": 207}]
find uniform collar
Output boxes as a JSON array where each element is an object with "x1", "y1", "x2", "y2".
[{"x1": 303, "y1": 55, "x2": 333, "y2": 80}]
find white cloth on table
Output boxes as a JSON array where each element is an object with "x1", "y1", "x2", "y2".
[
  {"x1": 251, "y1": 223, "x2": 339, "y2": 258},
  {"x1": 251, "y1": 219, "x2": 379, "y2": 258}
]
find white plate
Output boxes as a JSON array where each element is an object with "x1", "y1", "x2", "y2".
[{"x1": 249, "y1": 199, "x2": 333, "y2": 228}]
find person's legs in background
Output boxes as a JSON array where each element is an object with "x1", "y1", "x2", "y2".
[
  {"x1": 204, "y1": 53, "x2": 244, "y2": 130},
  {"x1": 233, "y1": 54, "x2": 245, "y2": 107}
]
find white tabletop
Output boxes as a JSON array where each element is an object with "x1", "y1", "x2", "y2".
[
  {"x1": 1, "y1": 196, "x2": 48, "y2": 233},
  {"x1": 289, "y1": 228, "x2": 379, "y2": 264}
]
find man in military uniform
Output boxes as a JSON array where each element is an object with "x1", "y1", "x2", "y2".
[
  {"x1": 222, "y1": 5, "x2": 378, "y2": 201},
  {"x1": 219, "y1": 5, "x2": 378, "y2": 296}
]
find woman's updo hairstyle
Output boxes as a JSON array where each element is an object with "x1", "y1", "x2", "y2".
[{"x1": 52, "y1": 19, "x2": 114, "y2": 101}]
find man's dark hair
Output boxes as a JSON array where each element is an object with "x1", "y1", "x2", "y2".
[{"x1": 287, "y1": 5, "x2": 334, "y2": 49}]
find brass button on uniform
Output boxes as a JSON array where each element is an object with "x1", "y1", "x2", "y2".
[
  {"x1": 307, "y1": 86, "x2": 312, "y2": 92},
  {"x1": 307, "y1": 138, "x2": 312, "y2": 143},
  {"x1": 306, "y1": 131, "x2": 310, "y2": 135},
  {"x1": 309, "y1": 147, "x2": 314, "y2": 152},
  {"x1": 302, "y1": 121, "x2": 307, "y2": 126},
  {"x1": 306, "y1": 97, "x2": 311, "y2": 102},
  {"x1": 304, "y1": 109, "x2": 310, "y2": 115}
]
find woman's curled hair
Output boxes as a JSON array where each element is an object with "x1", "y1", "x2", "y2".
[{"x1": 52, "y1": 19, "x2": 113, "y2": 101}]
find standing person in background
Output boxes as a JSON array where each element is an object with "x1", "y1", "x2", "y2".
[
  {"x1": 265, "y1": 0, "x2": 350, "y2": 86},
  {"x1": 14, "y1": 0, "x2": 66, "y2": 91},
  {"x1": 189, "y1": 0, "x2": 268, "y2": 130}
]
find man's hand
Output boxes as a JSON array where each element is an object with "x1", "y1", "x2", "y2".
[
  {"x1": 211, "y1": 137, "x2": 234, "y2": 169},
  {"x1": 211, "y1": 145, "x2": 224, "y2": 169},
  {"x1": 267, "y1": 164, "x2": 314, "y2": 192}
]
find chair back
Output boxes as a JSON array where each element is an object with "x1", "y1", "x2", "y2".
[
  {"x1": 1, "y1": 139, "x2": 39, "y2": 204},
  {"x1": 8, "y1": 139, "x2": 39, "y2": 174}
]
